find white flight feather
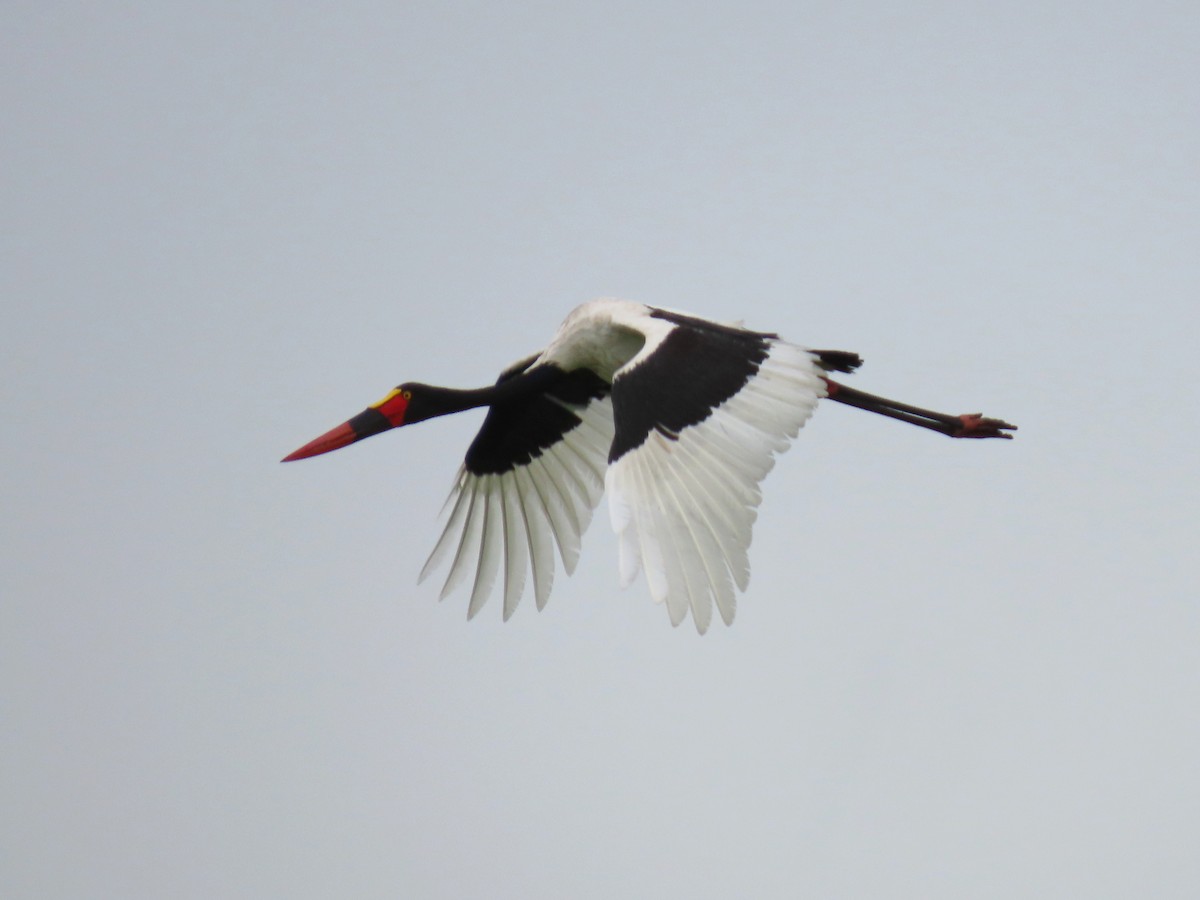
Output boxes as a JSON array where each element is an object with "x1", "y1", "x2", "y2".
[
  {"x1": 513, "y1": 465, "x2": 555, "y2": 610},
  {"x1": 655, "y1": 456, "x2": 721, "y2": 633},
  {"x1": 666, "y1": 439, "x2": 739, "y2": 624},
  {"x1": 499, "y1": 475, "x2": 528, "y2": 621},
  {"x1": 467, "y1": 478, "x2": 502, "y2": 619},
  {"x1": 442, "y1": 477, "x2": 484, "y2": 600}
]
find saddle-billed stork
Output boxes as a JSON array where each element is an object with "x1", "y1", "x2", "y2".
[{"x1": 284, "y1": 299, "x2": 1015, "y2": 632}]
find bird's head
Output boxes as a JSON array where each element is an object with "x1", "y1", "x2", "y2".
[{"x1": 282, "y1": 383, "x2": 427, "y2": 462}]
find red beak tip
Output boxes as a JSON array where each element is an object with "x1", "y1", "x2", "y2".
[
  {"x1": 281, "y1": 441, "x2": 331, "y2": 463},
  {"x1": 281, "y1": 421, "x2": 359, "y2": 463}
]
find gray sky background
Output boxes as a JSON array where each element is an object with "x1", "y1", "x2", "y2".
[{"x1": 4, "y1": 2, "x2": 1198, "y2": 897}]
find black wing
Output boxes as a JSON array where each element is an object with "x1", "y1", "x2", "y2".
[
  {"x1": 606, "y1": 313, "x2": 827, "y2": 632},
  {"x1": 420, "y1": 360, "x2": 615, "y2": 622},
  {"x1": 465, "y1": 362, "x2": 610, "y2": 474},
  {"x1": 609, "y1": 309, "x2": 774, "y2": 463}
]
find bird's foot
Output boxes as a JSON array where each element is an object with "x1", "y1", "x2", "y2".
[{"x1": 953, "y1": 414, "x2": 1018, "y2": 439}]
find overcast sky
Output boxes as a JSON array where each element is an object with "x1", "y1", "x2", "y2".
[{"x1": 4, "y1": 2, "x2": 1199, "y2": 897}]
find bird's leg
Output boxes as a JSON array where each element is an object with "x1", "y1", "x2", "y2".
[{"x1": 823, "y1": 379, "x2": 1017, "y2": 439}]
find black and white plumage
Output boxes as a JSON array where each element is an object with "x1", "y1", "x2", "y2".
[{"x1": 283, "y1": 298, "x2": 1015, "y2": 632}]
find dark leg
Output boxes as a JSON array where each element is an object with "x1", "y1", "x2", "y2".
[{"x1": 823, "y1": 379, "x2": 1017, "y2": 439}]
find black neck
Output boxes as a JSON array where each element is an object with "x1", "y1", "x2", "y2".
[{"x1": 409, "y1": 365, "x2": 560, "y2": 423}]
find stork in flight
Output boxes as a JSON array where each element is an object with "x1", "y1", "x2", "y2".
[{"x1": 284, "y1": 299, "x2": 1016, "y2": 632}]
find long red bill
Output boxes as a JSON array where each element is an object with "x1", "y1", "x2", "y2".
[{"x1": 281, "y1": 407, "x2": 395, "y2": 462}]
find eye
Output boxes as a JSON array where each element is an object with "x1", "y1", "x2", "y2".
[{"x1": 402, "y1": 390, "x2": 412, "y2": 400}]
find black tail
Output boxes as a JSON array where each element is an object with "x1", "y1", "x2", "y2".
[{"x1": 813, "y1": 349, "x2": 863, "y2": 373}]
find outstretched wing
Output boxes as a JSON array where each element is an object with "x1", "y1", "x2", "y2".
[
  {"x1": 419, "y1": 359, "x2": 613, "y2": 620},
  {"x1": 605, "y1": 309, "x2": 827, "y2": 633}
]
